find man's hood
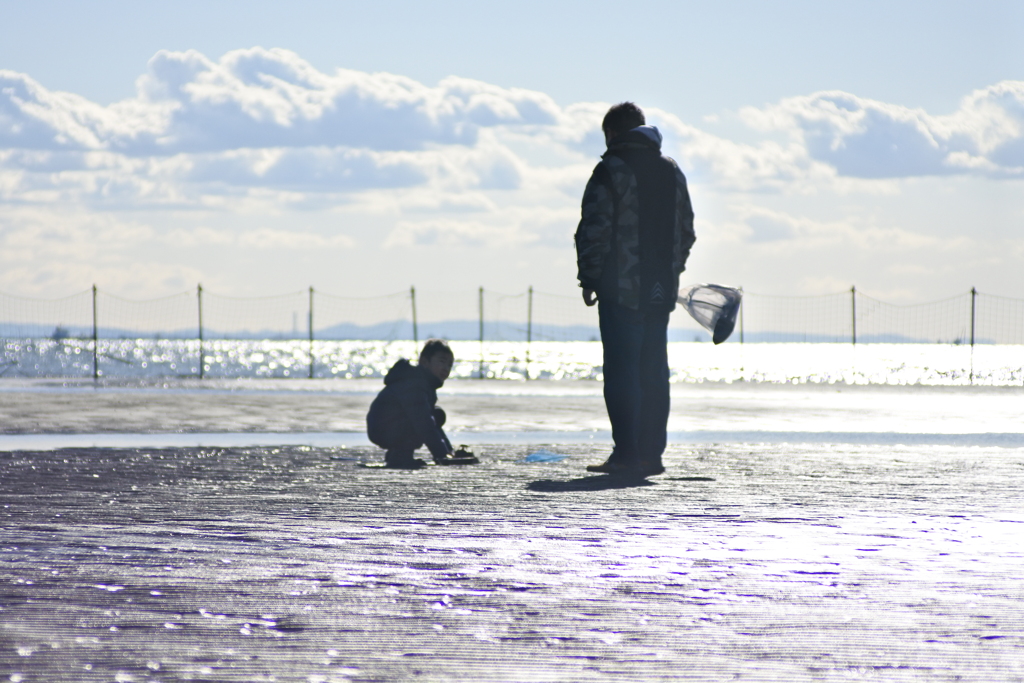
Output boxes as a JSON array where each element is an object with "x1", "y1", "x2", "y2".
[
  {"x1": 607, "y1": 125, "x2": 663, "y2": 153},
  {"x1": 631, "y1": 125, "x2": 663, "y2": 146}
]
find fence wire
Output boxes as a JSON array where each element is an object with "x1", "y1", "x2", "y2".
[
  {"x1": 411, "y1": 289, "x2": 479, "y2": 341},
  {"x1": 855, "y1": 292, "x2": 972, "y2": 344},
  {"x1": 201, "y1": 290, "x2": 308, "y2": 340},
  {"x1": 0, "y1": 290, "x2": 94, "y2": 339},
  {"x1": 98, "y1": 291, "x2": 198, "y2": 339},
  {"x1": 976, "y1": 293, "x2": 1024, "y2": 345},
  {"x1": 3, "y1": 285, "x2": 1024, "y2": 381},
  {"x1": 315, "y1": 289, "x2": 411, "y2": 341},
  {"x1": 483, "y1": 289, "x2": 530, "y2": 342},
  {"x1": 531, "y1": 290, "x2": 600, "y2": 342},
  {"x1": 741, "y1": 291, "x2": 853, "y2": 343}
]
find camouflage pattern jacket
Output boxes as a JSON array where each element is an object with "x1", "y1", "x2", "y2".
[{"x1": 574, "y1": 126, "x2": 695, "y2": 311}]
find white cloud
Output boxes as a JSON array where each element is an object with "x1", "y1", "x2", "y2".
[
  {"x1": 4, "y1": 48, "x2": 1023, "y2": 212},
  {"x1": 739, "y1": 82, "x2": 1024, "y2": 178},
  {"x1": 2, "y1": 47, "x2": 567, "y2": 155},
  {"x1": 237, "y1": 227, "x2": 353, "y2": 249},
  {"x1": 680, "y1": 199, "x2": 1015, "y2": 303},
  {"x1": 734, "y1": 206, "x2": 972, "y2": 252},
  {"x1": 2, "y1": 48, "x2": 1024, "y2": 301},
  {"x1": 162, "y1": 225, "x2": 354, "y2": 249},
  {"x1": 385, "y1": 203, "x2": 576, "y2": 249},
  {"x1": 0, "y1": 207, "x2": 196, "y2": 297},
  {"x1": 0, "y1": 48, "x2": 575, "y2": 209},
  {"x1": 181, "y1": 147, "x2": 430, "y2": 191},
  {"x1": 385, "y1": 219, "x2": 509, "y2": 248}
]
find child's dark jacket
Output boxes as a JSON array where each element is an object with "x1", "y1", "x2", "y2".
[{"x1": 366, "y1": 359, "x2": 449, "y2": 459}]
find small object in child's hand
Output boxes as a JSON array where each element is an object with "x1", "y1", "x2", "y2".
[{"x1": 436, "y1": 446, "x2": 480, "y2": 465}]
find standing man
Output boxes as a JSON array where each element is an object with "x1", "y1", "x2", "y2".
[{"x1": 575, "y1": 102, "x2": 696, "y2": 477}]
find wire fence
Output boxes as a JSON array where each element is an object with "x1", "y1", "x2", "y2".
[{"x1": 2, "y1": 285, "x2": 1022, "y2": 380}]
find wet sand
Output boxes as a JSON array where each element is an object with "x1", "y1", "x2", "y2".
[
  {"x1": 2, "y1": 380, "x2": 1023, "y2": 680},
  {"x1": 3, "y1": 444, "x2": 1024, "y2": 681},
  {"x1": 2, "y1": 378, "x2": 1023, "y2": 437}
]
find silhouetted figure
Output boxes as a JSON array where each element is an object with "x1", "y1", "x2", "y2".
[
  {"x1": 574, "y1": 102, "x2": 696, "y2": 477},
  {"x1": 366, "y1": 339, "x2": 476, "y2": 468}
]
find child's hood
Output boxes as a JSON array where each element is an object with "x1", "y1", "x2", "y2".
[{"x1": 383, "y1": 358, "x2": 443, "y2": 389}]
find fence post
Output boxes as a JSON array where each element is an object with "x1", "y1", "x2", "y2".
[
  {"x1": 308, "y1": 286, "x2": 315, "y2": 379},
  {"x1": 91, "y1": 284, "x2": 98, "y2": 381},
  {"x1": 410, "y1": 286, "x2": 418, "y2": 345},
  {"x1": 851, "y1": 286, "x2": 857, "y2": 346},
  {"x1": 478, "y1": 286, "x2": 484, "y2": 379},
  {"x1": 197, "y1": 284, "x2": 204, "y2": 379},
  {"x1": 526, "y1": 286, "x2": 533, "y2": 380},
  {"x1": 970, "y1": 287, "x2": 976, "y2": 347},
  {"x1": 970, "y1": 287, "x2": 977, "y2": 384}
]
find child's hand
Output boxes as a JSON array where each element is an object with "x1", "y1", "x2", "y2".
[{"x1": 436, "y1": 446, "x2": 479, "y2": 465}]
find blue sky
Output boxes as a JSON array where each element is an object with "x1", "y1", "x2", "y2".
[{"x1": 1, "y1": 0, "x2": 1022, "y2": 304}]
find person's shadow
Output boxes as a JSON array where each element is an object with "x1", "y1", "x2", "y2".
[{"x1": 527, "y1": 474, "x2": 656, "y2": 492}]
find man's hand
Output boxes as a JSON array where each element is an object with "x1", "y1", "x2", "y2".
[{"x1": 582, "y1": 289, "x2": 598, "y2": 307}]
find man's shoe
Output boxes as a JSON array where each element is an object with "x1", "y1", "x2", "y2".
[
  {"x1": 637, "y1": 460, "x2": 665, "y2": 477},
  {"x1": 586, "y1": 458, "x2": 635, "y2": 474}
]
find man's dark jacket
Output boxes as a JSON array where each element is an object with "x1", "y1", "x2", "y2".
[
  {"x1": 366, "y1": 359, "x2": 448, "y2": 458},
  {"x1": 575, "y1": 125, "x2": 696, "y2": 311}
]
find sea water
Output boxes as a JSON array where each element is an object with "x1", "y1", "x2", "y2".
[{"x1": 2, "y1": 338, "x2": 1022, "y2": 385}]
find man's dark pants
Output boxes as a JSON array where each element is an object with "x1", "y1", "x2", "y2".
[{"x1": 598, "y1": 300, "x2": 671, "y2": 466}]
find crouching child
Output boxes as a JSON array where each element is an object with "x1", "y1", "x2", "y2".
[{"x1": 366, "y1": 339, "x2": 478, "y2": 468}]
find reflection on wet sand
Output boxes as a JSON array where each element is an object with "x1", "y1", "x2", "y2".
[{"x1": 2, "y1": 443, "x2": 1022, "y2": 680}]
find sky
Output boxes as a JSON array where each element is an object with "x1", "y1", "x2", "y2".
[{"x1": 1, "y1": 0, "x2": 1023, "y2": 307}]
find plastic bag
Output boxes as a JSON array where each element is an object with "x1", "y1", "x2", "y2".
[
  {"x1": 524, "y1": 449, "x2": 568, "y2": 463},
  {"x1": 677, "y1": 284, "x2": 742, "y2": 344}
]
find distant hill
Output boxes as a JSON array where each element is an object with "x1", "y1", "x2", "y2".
[{"x1": 0, "y1": 319, "x2": 981, "y2": 344}]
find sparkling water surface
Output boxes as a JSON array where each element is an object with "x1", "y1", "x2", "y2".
[{"x1": 3, "y1": 339, "x2": 1022, "y2": 385}]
